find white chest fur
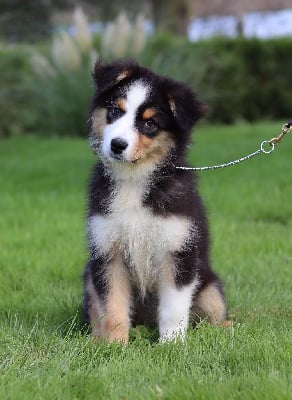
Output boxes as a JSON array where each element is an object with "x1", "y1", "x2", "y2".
[{"x1": 88, "y1": 174, "x2": 192, "y2": 292}]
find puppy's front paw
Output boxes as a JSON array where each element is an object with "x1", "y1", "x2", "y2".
[{"x1": 159, "y1": 326, "x2": 186, "y2": 343}]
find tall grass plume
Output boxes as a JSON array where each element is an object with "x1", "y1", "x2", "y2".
[{"x1": 29, "y1": 7, "x2": 148, "y2": 136}]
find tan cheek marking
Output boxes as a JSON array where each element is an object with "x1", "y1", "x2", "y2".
[
  {"x1": 132, "y1": 131, "x2": 175, "y2": 163},
  {"x1": 142, "y1": 108, "x2": 156, "y2": 120},
  {"x1": 91, "y1": 108, "x2": 107, "y2": 139},
  {"x1": 131, "y1": 134, "x2": 153, "y2": 160},
  {"x1": 139, "y1": 134, "x2": 153, "y2": 150}
]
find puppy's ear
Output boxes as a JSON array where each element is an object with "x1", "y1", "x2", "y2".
[
  {"x1": 93, "y1": 60, "x2": 136, "y2": 96},
  {"x1": 168, "y1": 85, "x2": 207, "y2": 132}
]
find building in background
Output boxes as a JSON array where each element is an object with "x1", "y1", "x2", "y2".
[{"x1": 0, "y1": 0, "x2": 292, "y2": 42}]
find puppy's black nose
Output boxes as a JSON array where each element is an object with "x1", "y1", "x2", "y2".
[{"x1": 111, "y1": 138, "x2": 128, "y2": 155}]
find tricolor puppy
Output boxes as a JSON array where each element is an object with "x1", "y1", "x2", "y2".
[{"x1": 84, "y1": 60, "x2": 226, "y2": 343}]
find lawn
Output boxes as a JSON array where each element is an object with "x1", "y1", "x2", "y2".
[{"x1": 0, "y1": 121, "x2": 291, "y2": 399}]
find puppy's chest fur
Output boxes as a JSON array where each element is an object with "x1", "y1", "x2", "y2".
[{"x1": 89, "y1": 174, "x2": 192, "y2": 291}]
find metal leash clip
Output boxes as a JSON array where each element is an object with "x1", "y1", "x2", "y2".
[{"x1": 268, "y1": 120, "x2": 292, "y2": 146}]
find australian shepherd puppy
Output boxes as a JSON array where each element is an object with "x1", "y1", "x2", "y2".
[{"x1": 83, "y1": 60, "x2": 226, "y2": 343}]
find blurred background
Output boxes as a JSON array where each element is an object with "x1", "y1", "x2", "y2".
[{"x1": 1, "y1": 0, "x2": 292, "y2": 137}]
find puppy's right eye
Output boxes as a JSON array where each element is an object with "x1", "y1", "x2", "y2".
[{"x1": 107, "y1": 107, "x2": 124, "y2": 123}]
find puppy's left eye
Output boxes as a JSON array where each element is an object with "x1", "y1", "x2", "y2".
[{"x1": 144, "y1": 119, "x2": 157, "y2": 131}]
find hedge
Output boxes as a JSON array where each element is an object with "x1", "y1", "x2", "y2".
[
  {"x1": 1, "y1": 36, "x2": 292, "y2": 137},
  {"x1": 140, "y1": 34, "x2": 292, "y2": 124}
]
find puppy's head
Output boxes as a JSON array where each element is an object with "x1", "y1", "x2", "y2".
[{"x1": 89, "y1": 60, "x2": 205, "y2": 166}]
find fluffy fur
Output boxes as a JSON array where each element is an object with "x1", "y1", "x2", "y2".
[{"x1": 83, "y1": 60, "x2": 226, "y2": 343}]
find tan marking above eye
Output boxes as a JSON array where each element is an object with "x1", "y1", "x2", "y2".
[
  {"x1": 117, "y1": 98, "x2": 126, "y2": 112},
  {"x1": 142, "y1": 108, "x2": 156, "y2": 120}
]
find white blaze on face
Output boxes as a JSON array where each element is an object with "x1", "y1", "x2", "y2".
[{"x1": 102, "y1": 81, "x2": 149, "y2": 162}]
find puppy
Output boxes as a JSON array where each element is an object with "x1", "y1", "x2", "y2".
[{"x1": 83, "y1": 60, "x2": 226, "y2": 343}]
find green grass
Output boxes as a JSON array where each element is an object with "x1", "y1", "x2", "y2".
[{"x1": 0, "y1": 121, "x2": 291, "y2": 399}]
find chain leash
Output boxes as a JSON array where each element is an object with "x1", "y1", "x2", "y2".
[{"x1": 176, "y1": 121, "x2": 292, "y2": 172}]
